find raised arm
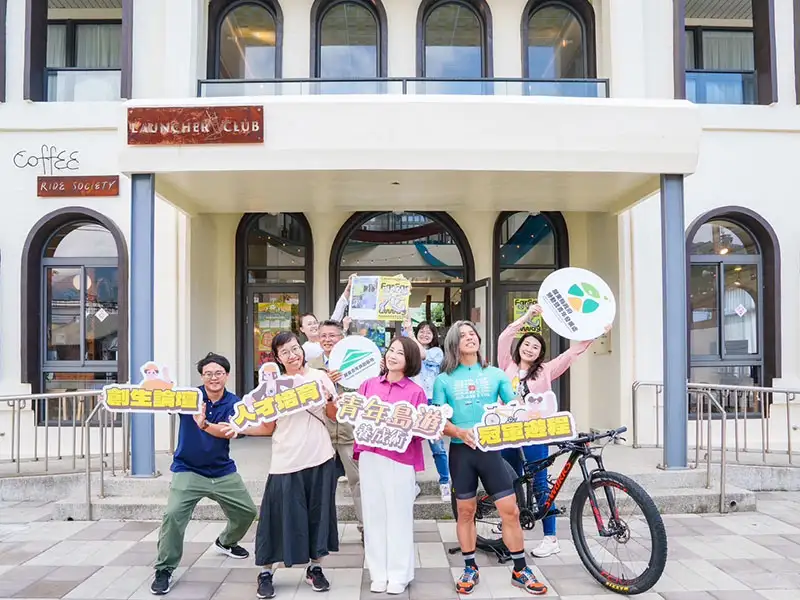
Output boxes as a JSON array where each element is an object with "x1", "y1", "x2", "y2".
[
  {"x1": 497, "y1": 304, "x2": 542, "y2": 370},
  {"x1": 331, "y1": 274, "x2": 356, "y2": 322},
  {"x1": 403, "y1": 314, "x2": 427, "y2": 359}
]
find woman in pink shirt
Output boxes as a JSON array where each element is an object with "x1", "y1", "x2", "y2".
[
  {"x1": 497, "y1": 303, "x2": 608, "y2": 559},
  {"x1": 355, "y1": 337, "x2": 427, "y2": 595}
]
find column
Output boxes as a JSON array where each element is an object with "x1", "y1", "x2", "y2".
[
  {"x1": 130, "y1": 174, "x2": 157, "y2": 477},
  {"x1": 660, "y1": 174, "x2": 688, "y2": 469},
  {"x1": 604, "y1": 0, "x2": 647, "y2": 98}
]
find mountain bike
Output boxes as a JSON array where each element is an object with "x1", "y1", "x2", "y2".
[{"x1": 449, "y1": 427, "x2": 668, "y2": 595}]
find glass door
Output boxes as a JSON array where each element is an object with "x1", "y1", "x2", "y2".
[
  {"x1": 455, "y1": 278, "x2": 493, "y2": 361},
  {"x1": 246, "y1": 288, "x2": 305, "y2": 389}
]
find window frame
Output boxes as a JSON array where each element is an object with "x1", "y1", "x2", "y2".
[
  {"x1": 208, "y1": 0, "x2": 284, "y2": 80},
  {"x1": 46, "y1": 19, "x2": 123, "y2": 69},
  {"x1": 521, "y1": 0, "x2": 596, "y2": 80},
  {"x1": 684, "y1": 25, "x2": 755, "y2": 72},
  {"x1": 310, "y1": 0, "x2": 387, "y2": 78},
  {"x1": 417, "y1": 0, "x2": 493, "y2": 78}
]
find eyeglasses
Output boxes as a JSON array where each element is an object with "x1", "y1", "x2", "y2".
[
  {"x1": 202, "y1": 371, "x2": 226, "y2": 380},
  {"x1": 319, "y1": 333, "x2": 343, "y2": 341},
  {"x1": 278, "y1": 346, "x2": 304, "y2": 359}
]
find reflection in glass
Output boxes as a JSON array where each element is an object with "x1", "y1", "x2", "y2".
[
  {"x1": 424, "y1": 2, "x2": 483, "y2": 79},
  {"x1": 247, "y1": 214, "x2": 308, "y2": 267},
  {"x1": 319, "y1": 2, "x2": 378, "y2": 79},
  {"x1": 689, "y1": 366, "x2": 760, "y2": 415},
  {"x1": 690, "y1": 220, "x2": 759, "y2": 255},
  {"x1": 527, "y1": 5, "x2": 585, "y2": 79},
  {"x1": 45, "y1": 223, "x2": 117, "y2": 258},
  {"x1": 498, "y1": 213, "x2": 555, "y2": 267},
  {"x1": 84, "y1": 267, "x2": 120, "y2": 362},
  {"x1": 219, "y1": 4, "x2": 277, "y2": 79},
  {"x1": 689, "y1": 264, "x2": 719, "y2": 357},
  {"x1": 45, "y1": 268, "x2": 82, "y2": 362},
  {"x1": 723, "y1": 264, "x2": 758, "y2": 356},
  {"x1": 340, "y1": 213, "x2": 464, "y2": 283},
  {"x1": 253, "y1": 292, "x2": 300, "y2": 387}
]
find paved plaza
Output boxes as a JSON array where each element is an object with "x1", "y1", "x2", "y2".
[{"x1": 1, "y1": 493, "x2": 800, "y2": 600}]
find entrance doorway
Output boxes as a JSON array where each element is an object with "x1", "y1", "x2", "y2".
[
  {"x1": 329, "y1": 211, "x2": 476, "y2": 350},
  {"x1": 235, "y1": 213, "x2": 313, "y2": 395}
]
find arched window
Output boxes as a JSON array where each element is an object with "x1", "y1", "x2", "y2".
[
  {"x1": 522, "y1": 0, "x2": 597, "y2": 95},
  {"x1": 493, "y1": 211, "x2": 571, "y2": 407},
  {"x1": 418, "y1": 0, "x2": 492, "y2": 84},
  {"x1": 208, "y1": 0, "x2": 282, "y2": 79},
  {"x1": 21, "y1": 211, "x2": 128, "y2": 425},
  {"x1": 687, "y1": 209, "x2": 781, "y2": 416},
  {"x1": 235, "y1": 213, "x2": 313, "y2": 393},
  {"x1": 330, "y1": 212, "x2": 474, "y2": 348},
  {"x1": 312, "y1": 0, "x2": 385, "y2": 79}
]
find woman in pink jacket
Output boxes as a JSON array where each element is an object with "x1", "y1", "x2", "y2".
[{"x1": 497, "y1": 303, "x2": 606, "y2": 559}]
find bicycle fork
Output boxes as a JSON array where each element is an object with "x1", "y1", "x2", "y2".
[{"x1": 578, "y1": 455, "x2": 624, "y2": 538}]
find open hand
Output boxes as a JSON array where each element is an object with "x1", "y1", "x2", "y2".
[{"x1": 193, "y1": 402, "x2": 207, "y2": 429}]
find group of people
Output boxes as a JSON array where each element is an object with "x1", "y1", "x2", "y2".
[{"x1": 149, "y1": 288, "x2": 606, "y2": 598}]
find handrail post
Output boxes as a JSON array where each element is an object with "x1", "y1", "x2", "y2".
[
  {"x1": 719, "y1": 408, "x2": 727, "y2": 513},
  {"x1": 631, "y1": 382, "x2": 640, "y2": 448}
]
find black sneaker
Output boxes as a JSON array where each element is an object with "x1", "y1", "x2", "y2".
[
  {"x1": 306, "y1": 565, "x2": 330, "y2": 592},
  {"x1": 214, "y1": 537, "x2": 249, "y2": 559},
  {"x1": 150, "y1": 570, "x2": 172, "y2": 595},
  {"x1": 257, "y1": 571, "x2": 275, "y2": 599}
]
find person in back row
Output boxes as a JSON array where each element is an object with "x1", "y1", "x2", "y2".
[
  {"x1": 150, "y1": 353, "x2": 257, "y2": 596},
  {"x1": 308, "y1": 319, "x2": 363, "y2": 536},
  {"x1": 432, "y1": 322, "x2": 547, "y2": 596},
  {"x1": 298, "y1": 274, "x2": 356, "y2": 361}
]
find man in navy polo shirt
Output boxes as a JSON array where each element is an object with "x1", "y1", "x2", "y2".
[{"x1": 151, "y1": 353, "x2": 257, "y2": 595}]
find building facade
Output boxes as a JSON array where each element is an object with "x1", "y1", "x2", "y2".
[{"x1": 0, "y1": 0, "x2": 798, "y2": 466}]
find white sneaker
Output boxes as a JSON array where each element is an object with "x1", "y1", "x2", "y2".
[
  {"x1": 440, "y1": 483, "x2": 451, "y2": 502},
  {"x1": 387, "y1": 582, "x2": 407, "y2": 595},
  {"x1": 370, "y1": 581, "x2": 387, "y2": 593},
  {"x1": 532, "y1": 536, "x2": 561, "y2": 558},
  {"x1": 414, "y1": 483, "x2": 421, "y2": 498}
]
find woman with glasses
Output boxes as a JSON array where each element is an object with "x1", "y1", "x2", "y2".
[
  {"x1": 223, "y1": 332, "x2": 339, "y2": 599},
  {"x1": 356, "y1": 337, "x2": 426, "y2": 595}
]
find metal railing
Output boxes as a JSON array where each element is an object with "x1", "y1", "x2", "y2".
[
  {"x1": 45, "y1": 68, "x2": 121, "y2": 102},
  {"x1": 198, "y1": 77, "x2": 610, "y2": 98},
  {"x1": 2, "y1": 391, "x2": 128, "y2": 476}
]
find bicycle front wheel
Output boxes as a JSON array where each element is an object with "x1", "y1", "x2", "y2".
[{"x1": 570, "y1": 471, "x2": 667, "y2": 595}]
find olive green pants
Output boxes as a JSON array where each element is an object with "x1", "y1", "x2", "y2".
[{"x1": 155, "y1": 471, "x2": 257, "y2": 571}]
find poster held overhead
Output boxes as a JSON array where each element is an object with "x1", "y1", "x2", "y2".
[
  {"x1": 376, "y1": 275, "x2": 412, "y2": 321},
  {"x1": 513, "y1": 297, "x2": 542, "y2": 335},
  {"x1": 348, "y1": 276, "x2": 380, "y2": 320},
  {"x1": 538, "y1": 267, "x2": 616, "y2": 341}
]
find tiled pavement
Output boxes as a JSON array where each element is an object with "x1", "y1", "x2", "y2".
[{"x1": 2, "y1": 493, "x2": 800, "y2": 599}]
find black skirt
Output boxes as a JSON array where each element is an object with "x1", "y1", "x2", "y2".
[{"x1": 255, "y1": 457, "x2": 339, "y2": 567}]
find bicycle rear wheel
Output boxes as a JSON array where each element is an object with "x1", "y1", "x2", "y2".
[
  {"x1": 570, "y1": 471, "x2": 667, "y2": 595},
  {"x1": 450, "y1": 459, "x2": 525, "y2": 550}
]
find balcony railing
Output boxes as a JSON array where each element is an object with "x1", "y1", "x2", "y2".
[
  {"x1": 686, "y1": 70, "x2": 756, "y2": 105},
  {"x1": 198, "y1": 77, "x2": 610, "y2": 98},
  {"x1": 45, "y1": 68, "x2": 121, "y2": 102}
]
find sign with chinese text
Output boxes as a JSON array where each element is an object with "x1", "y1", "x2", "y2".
[
  {"x1": 328, "y1": 336, "x2": 382, "y2": 389},
  {"x1": 37, "y1": 175, "x2": 119, "y2": 198},
  {"x1": 228, "y1": 363, "x2": 327, "y2": 432},
  {"x1": 101, "y1": 362, "x2": 202, "y2": 414},
  {"x1": 349, "y1": 274, "x2": 412, "y2": 322},
  {"x1": 127, "y1": 106, "x2": 264, "y2": 145},
  {"x1": 473, "y1": 391, "x2": 577, "y2": 452},
  {"x1": 336, "y1": 392, "x2": 453, "y2": 452},
  {"x1": 513, "y1": 298, "x2": 542, "y2": 336},
  {"x1": 539, "y1": 268, "x2": 616, "y2": 341},
  {"x1": 377, "y1": 275, "x2": 412, "y2": 321}
]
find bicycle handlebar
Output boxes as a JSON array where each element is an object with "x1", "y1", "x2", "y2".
[{"x1": 566, "y1": 426, "x2": 628, "y2": 445}]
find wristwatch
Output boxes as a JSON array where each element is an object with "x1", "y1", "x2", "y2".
[{"x1": 200, "y1": 420, "x2": 210, "y2": 430}]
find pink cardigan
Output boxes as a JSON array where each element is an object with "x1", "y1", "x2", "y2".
[{"x1": 498, "y1": 312, "x2": 593, "y2": 395}]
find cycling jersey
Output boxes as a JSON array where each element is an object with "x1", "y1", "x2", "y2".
[{"x1": 432, "y1": 363, "x2": 516, "y2": 440}]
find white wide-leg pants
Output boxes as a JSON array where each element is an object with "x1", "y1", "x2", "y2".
[{"x1": 360, "y1": 451, "x2": 416, "y2": 586}]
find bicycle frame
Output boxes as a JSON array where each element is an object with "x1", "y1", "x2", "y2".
[{"x1": 516, "y1": 440, "x2": 622, "y2": 537}]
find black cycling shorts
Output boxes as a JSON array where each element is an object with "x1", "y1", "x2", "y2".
[{"x1": 449, "y1": 442, "x2": 515, "y2": 501}]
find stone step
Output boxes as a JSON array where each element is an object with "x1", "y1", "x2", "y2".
[
  {"x1": 52, "y1": 485, "x2": 756, "y2": 522},
  {"x1": 96, "y1": 467, "x2": 711, "y2": 499}
]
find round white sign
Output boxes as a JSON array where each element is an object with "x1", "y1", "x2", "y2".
[
  {"x1": 538, "y1": 267, "x2": 616, "y2": 341},
  {"x1": 328, "y1": 335, "x2": 382, "y2": 390}
]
